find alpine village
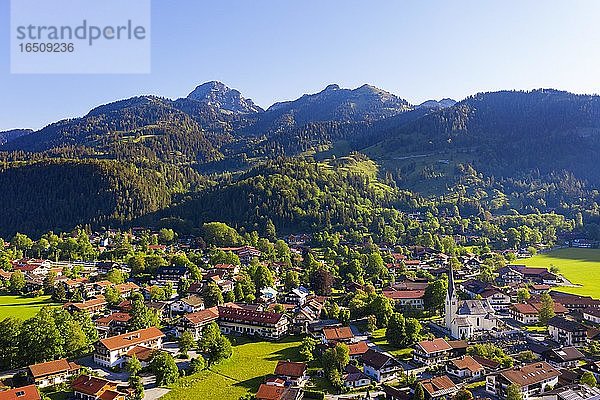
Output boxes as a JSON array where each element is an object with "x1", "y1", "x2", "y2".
[{"x1": 4, "y1": 82, "x2": 600, "y2": 400}]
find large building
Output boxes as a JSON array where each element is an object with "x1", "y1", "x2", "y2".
[
  {"x1": 93, "y1": 327, "x2": 164, "y2": 368},
  {"x1": 486, "y1": 362, "x2": 560, "y2": 399},
  {"x1": 445, "y1": 267, "x2": 498, "y2": 339}
]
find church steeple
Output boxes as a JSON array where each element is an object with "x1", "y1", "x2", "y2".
[{"x1": 447, "y1": 265, "x2": 456, "y2": 299}]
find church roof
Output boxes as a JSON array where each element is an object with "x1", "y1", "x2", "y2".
[{"x1": 458, "y1": 300, "x2": 494, "y2": 315}]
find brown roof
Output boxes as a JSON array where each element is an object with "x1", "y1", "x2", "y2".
[
  {"x1": 348, "y1": 341, "x2": 370, "y2": 356},
  {"x1": 450, "y1": 356, "x2": 484, "y2": 372},
  {"x1": 72, "y1": 375, "x2": 114, "y2": 396},
  {"x1": 512, "y1": 303, "x2": 539, "y2": 315},
  {"x1": 471, "y1": 355, "x2": 500, "y2": 369},
  {"x1": 184, "y1": 307, "x2": 219, "y2": 325},
  {"x1": 383, "y1": 289, "x2": 425, "y2": 300},
  {"x1": 99, "y1": 327, "x2": 164, "y2": 351},
  {"x1": 256, "y1": 384, "x2": 285, "y2": 400},
  {"x1": 126, "y1": 346, "x2": 156, "y2": 362},
  {"x1": 65, "y1": 296, "x2": 107, "y2": 311},
  {"x1": 0, "y1": 385, "x2": 41, "y2": 400},
  {"x1": 500, "y1": 362, "x2": 560, "y2": 387},
  {"x1": 217, "y1": 306, "x2": 284, "y2": 325},
  {"x1": 274, "y1": 361, "x2": 307, "y2": 378},
  {"x1": 323, "y1": 326, "x2": 354, "y2": 341},
  {"x1": 421, "y1": 375, "x2": 457, "y2": 396},
  {"x1": 95, "y1": 313, "x2": 131, "y2": 326},
  {"x1": 448, "y1": 340, "x2": 468, "y2": 350},
  {"x1": 417, "y1": 338, "x2": 452, "y2": 354},
  {"x1": 28, "y1": 358, "x2": 80, "y2": 378}
]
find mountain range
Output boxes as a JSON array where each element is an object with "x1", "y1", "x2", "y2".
[{"x1": 2, "y1": 81, "x2": 600, "y2": 237}]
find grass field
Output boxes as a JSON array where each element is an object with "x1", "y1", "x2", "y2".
[
  {"x1": 370, "y1": 328, "x2": 413, "y2": 359},
  {"x1": 521, "y1": 248, "x2": 600, "y2": 298},
  {"x1": 163, "y1": 336, "x2": 302, "y2": 400},
  {"x1": 0, "y1": 295, "x2": 57, "y2": 320}
]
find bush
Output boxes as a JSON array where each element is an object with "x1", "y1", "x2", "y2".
[{"x1": 303, "y1": 390, "x2": 325, "y2": 400}]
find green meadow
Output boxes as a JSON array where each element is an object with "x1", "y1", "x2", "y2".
[
  {"x1": 0, "y1": 295, "x2": 57, "y2": 320},
  {"x1": 521, "y1": 248, "x2": 600, "y2": 298}
]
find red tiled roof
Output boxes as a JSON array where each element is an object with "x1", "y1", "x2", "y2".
[
  {"x1": 417, "y1": 338, "x2": 451, "y2": 354},
  {"x1": 184, "y1": 307, "x2": 219, "y2": 325},
  {"x1": 99, "y1": 327, "x2": 164, "y2": 351},
  {"x1": 348, "y1": 341, "x2": 370, "y2": 356},
  {"x1": 421, "y1": 375, "x2": 456, "y2": 396},
  {"x1": 0, "y1": 385, "x2": 41, "y2": 400},
  {"x1": 256, "y1": 384, "x2": 285, "y2": 400},
  {"x1": 450, "y1": 356, "x2": 483, "y2": 373},
  {"x1": 323, "y1": 326, "x2": 354, "y2": 341},
  {"x1": 71, "y1": 375, "x2": 113, "y2": 396},
  {"x1": 274, "y1": 361, "x2": 306, "y2": 378},
  {"x1": 500, "y1": 362, "x2": 560, "y2": 387},
  {"x1": 28, "y1": 358, "x2": 79, "y2": 379},
  {"x1": 125, "y1": 346, "x2": 156, "y2": 362}
]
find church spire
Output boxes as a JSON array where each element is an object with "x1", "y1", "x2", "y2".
[{"x1": 447, "y1": 265, "x2": 456, "y2": 299}]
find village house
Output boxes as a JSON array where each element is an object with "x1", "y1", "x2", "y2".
[
  {"x1": 497, "y1": 266, "x2": 559, "y2": 286},
  {"x1": 255, "y1": 384, "x2": 303, "y2": 400},
  {"x1": 71, "y1": 375, "x2": 126, "y2": 400},
  {"x1": 64, "y1": 296, "x2": 107, "y2": 315},
  {"x1": 217, "y1": 306, "x2": 289, "y2": 340},
  {"x1": 170, "y1": 294, "x2": 205, "y2": 314},
  {"x1": 510, "y1": 302, "x2": 569, "y2": 325},
  {"x1": 154, "y1": 266, "x2": 189, "y2": 287},
  {"x1": 543, "y1": 346, "x2": 585, "y2": 368},
  {"x1": 551, "y1": 291, "x2": 600, "y2": 312},
  {"x1": 27, "y1": 359, "x2": 81, "y2": 388},
  {"x1": 93, "y1": 327, "x2": 164, "y2": 368},
  {"x1": 548, "y1": 316, "x2": 588, "y2": 346},
  {"x1": 0, "y1": 385, "x2": 41, "y2": 400},
  {"x1": 446, "y1": 355, "x2": 484, "y2": 380},
  {"x1": 218, "y1": 246, "x2": 261, "y2": 264},
  {"x1": 361, "y1": 349, "x2": 403, "y2": 382},
  {"x1": 343, "y1": 364, "x2": 372, "y2": 389},
  {"x1": 413, "y1": 338, "x2": 453, "y2": 366},
  {"x1": 322, "y1": 326, "x2": 355, "y2": 344},
  {"x1": 283, "y1": 286, "x2": 310, "y2": 306},
  {"x1": 176, "y1": 307, "x2": 220, "y2": 340},
  {"x1": 94, "y1": 312, "x2": 132, "y2": 337},
  {"x1": 420, "y1": 375, "x2": 458, "y2": 399},
  {"x1": 486, "y1": 362, "x2": 560, "y2": 399},
  {"x1": 583, "y1": 307, "x2": 600, "y2": 324},
  {"x1": 348, "y1": 341, "x2": 370, "y2": 360},
  {"x1": 274, "y1": 361, "x2": 307, "y2": 385},
  {"x1": 383, "y1": 288, "x2": 425, "y2": 310}
]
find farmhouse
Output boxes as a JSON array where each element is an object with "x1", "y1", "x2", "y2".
[
  {"x1": 548, "y1": 316, "x2": 588, "y2": 346},
  {"x1": 95, "y1": 312, "x2": 131, "y2": 337},
  {"x1": 343, "y1": 364, "x2": 371, "y2": 389},
  {"x1": 176, "y1": 307, "x2": 220, "y2": 340},
  {"x1": 382, "y1": 288, "x2": 425, "y2": 310},
  {"x1": 486, "y1": 362, "x2": 560, "y2": 399},
  {"x1": 64, "y1": 296, "x2": 107, "y2": 315},
  {"x1": 413, "y1": 338, "x2": 452, "y2": 366},
  {"x1": 27, "y1": 358, "x2": 81, "y2": 388},
  {"x1": 446, "y1": 355, "x2": 484, "y2": 380},
  {"x1": 170, "y1": 294, "x2": 205, "y2": 314},
  {"x1": 274, "y1": 361, "x2": 307, "y2": 385},
  {"x1": 0, "y1": 385, "x2": 41, "y2": 400},
  {"x1": 361, "y1": 349, "x2": 402, "y2": 382},
  {"x1": 322, "y1": 326, "x2": 355, "y2": 344},
  {"x1": 510, "y1": 301, "x2": 568, "y2": 325},
  {"x1": 583, "y1": 307, "x2": 600, "y2": 324},
  {"x1": 420, "y1": 375, "x2": 458, "y2": 399},
  {"x1": 93, "y1": 327, "x2": 164, "y2": 368},
  {"x1": 71, "y1": 375, "x2": 126, "y2": 400}
]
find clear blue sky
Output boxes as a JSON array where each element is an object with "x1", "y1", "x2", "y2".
[{"x1": 1, "y1": 0, "x2": 600, "y2": 131}]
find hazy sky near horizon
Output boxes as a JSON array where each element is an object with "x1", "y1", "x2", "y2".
[{"x1": 1, "y1": 0, "x2": 600, "y2": 130}]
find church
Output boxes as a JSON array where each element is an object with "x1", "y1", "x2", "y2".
[{"x1": 445, "y1": 267, "x2": 498, "y2": 339}]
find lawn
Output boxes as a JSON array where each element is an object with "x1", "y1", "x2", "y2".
[
  {"x1": 162, "y1": 336, "x2": 302, "y2": 400},
  {"x1": 521, "y1": 248, "x2": 600, "y2": 298},
  {"x1": 370, "y1": 328, "x2": 413, "y2": 359},
  {"x1": 0, "y1": 295, "x2": 57, "y2": 320}
]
